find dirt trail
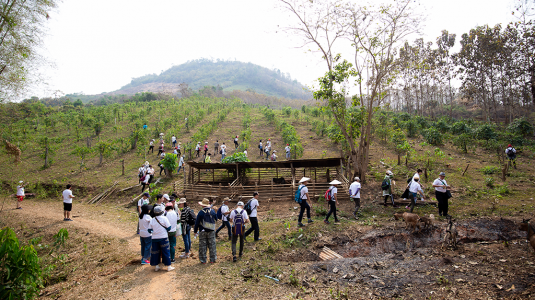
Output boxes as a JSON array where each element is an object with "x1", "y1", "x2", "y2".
[
  {"x1": 11, "y1": 201, "x2": 184, "y2": 300},
  {"x1": 249, "y1": 110, "x2": 285, "y2": 161}
]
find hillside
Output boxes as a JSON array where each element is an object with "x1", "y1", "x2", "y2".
[{"x1": 115, "y1": 59, "x2": 311, "y2": 100}]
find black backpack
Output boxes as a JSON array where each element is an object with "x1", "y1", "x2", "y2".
[
  {"x1": 244, "y1": 200, "x2": 254, "y2": 215},
  {"x1": 381, "y1": 178, "x2": 390, "y2": 190}
]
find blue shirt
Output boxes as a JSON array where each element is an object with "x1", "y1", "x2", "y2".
[{"x1": 194, "y1": 207, "x2": 216, "y2": 233}]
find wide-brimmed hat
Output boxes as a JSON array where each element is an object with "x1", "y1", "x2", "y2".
[
  {"x1": 354, "y1": 177, "x2": 360, "y2": 181},
  {"x1": 144, "y1": 161, "x2": 150, "y2": 166},
  {"x1": 299, "y1": 177, "x2": 310, "y2": 183},
  {"x1": 223, "y1": 197, "x2": 230, "y2": 202},
  {"x1": 330, "y1": 180, "x2": 341, "y2": 185},
  {"x1": 178, "y1": 198, "x2": 187, "y2": 204},
  {"x1": 237, "y1": 201, "x2": 245, "y2": 206},
  {"x1": 205, "y1": 142, "x2": 208, "y2": 144},
  {"x1": 154, "y1": 206, "x2": 165, "y2": 216},
  {"x1": 439, "y1": 172, "x2": 446, "y2": 176},
  {"x1": 198, "y1": 198, "x2": 211, "y2": 207},
  {"x1": 413, "y1": 175, "x2": 420, "y2": 180}
]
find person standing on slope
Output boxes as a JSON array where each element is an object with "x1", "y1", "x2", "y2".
[
  {"x1": 258, "y1": 140, "x2": 263, "y2": 157},
  {"x1": 297, "y1": 177, "x2": 313, "y2": 227},
  {"x1": 16, "y1": 180, "x2": 27, "y2": 209},
  {"x1": 382, "y1": 170, "x2": 396, "y2": 207},
  {"x1": 147, "y1": 206, "x2": 174, "y2": 272},
  {"x1": 229, "y1": 201, "x2": 249, "y2": 262},
  {"x1": 234, "y1": 135, "x2": 239, "y2": 149},
  {"x1": 285, "y1": 144, "x2": 291, "y2": 160},
  {"x1": 324, "y1": 180, "x2": 340, "y2": 225},
  {"x1": 62, "y1": 184, "x2": 75, "y2": 221},
  {"x1": 214, "y1": 140, "x2": 220, "y2": 157},
  {"x1": 349, "y1": 177, "x2": 362, "y2": 219},
  {"x1": 505, "y1": 144, "x2": 517, "y2": 169}
]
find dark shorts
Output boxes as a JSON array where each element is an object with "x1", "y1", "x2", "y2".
[{"x1": 63, "y1": 202, "x2": 72, "y2": 211}]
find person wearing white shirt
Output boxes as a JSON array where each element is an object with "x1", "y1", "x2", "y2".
[
  {"x1": 165, "y1": 204, "x2": 179, "y2": 263},
  {"x1": 16, "y1": 180, "x2": 26, "y2": 209},
  {"x1": 147, "y1": 206, "x2": 174, "y2": 271},
  {"x1": 62, "y1": 184, "x2": 75, "y2": 221},
  {"x1": 505, "y1": 144, "x2": 517, "y2": 169},
  {"x1": 171, "y1": 135, "x2": 177, "y2": 148},
  {"x1": 258, "y1": 140, "x2": 263, "y2": 156},
  {"x1": 138, "y1": 205, "x2": 152, "y2": 265},
  {"x1": 432, "y1": 172, "x2": 451, "y2": 217},
  {"x1": 266, "y1": 139, "x2": 271, "y2": 149},
  {"x1": 285, "y1": 144, "x2": 291, "y2": 160},
  {"x1": 324, "y1": 180, "x2": 340, "y2": 224},
  {"x1": 243, "y1": 149, "x2": 248, "y2": 158},
  {"x1": 215, "y1": 198, "x2": 232, "y2": 240},
  {"x1": 234, "y1": 135, "x2": 239, "y2": 149},
  {"x1": 137, "y1": 192, "x2": 150, "y2": 234},
  {"x1": 177, "y1": 156, "x2": 185, "y2": 174},
  {"x1": 408, "y1": 175, "x2": 425, "y2": 213},
  {"x1": 349, "y1": 177, "x2": 362, "y2": 219},
  {"x1": 297, "y1": 177, "x2": 313, "y2": 227},
  {"x1": 195, "y1": 142, "x2": 201, "y2": 157},
  {"x1": 148, "y1": 139, "x2": 154, "y2": 154},
  {"x1": 229, "y1": 201, "x2": 249, "y2": 261},
  {"x1": 173, "y1": 148, "x2": 178, "y2": 155},
  {"x1": 177, "y1": 142, "x2": 181, "y2": 156},
  {"x1": 141, "y1": 165, "x2": 154, "y2": 193},
  {"x1": 244, "y1": 192, "x2": 261, "y2": 241},
  {"x1": 221, "y1": 143, "x2": 227, "y2": 162}
]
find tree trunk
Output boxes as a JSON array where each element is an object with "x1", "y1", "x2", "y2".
[
  {"x1": 99, "y1": 152, "x2": 103, "y2": 165},
  {"x1": 44, "y1": 147, "x2": 49, "y2": 168}
]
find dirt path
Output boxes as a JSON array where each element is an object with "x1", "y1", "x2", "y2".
[
  {"x1": 7, "y1": 200, "x2": 184, "y2": 300},
  {"x1": 249, "y1": 110, "x2": 285, "y2": 161}
]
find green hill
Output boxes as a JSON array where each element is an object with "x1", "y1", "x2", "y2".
[{"x1": 118, "y1": 59, "x2": 311, "y2": 100}]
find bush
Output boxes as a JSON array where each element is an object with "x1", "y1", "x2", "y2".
[
  {"x1": 435, "y1": 118, "x2": 450, "y2": 133},
  {"x1": 481, "y1": 165, "x2": 500, "y2": 175},
  {"x1": 507, "y1": 117, "x2": 534, "y2": 137},
  {"x1": 222, "y1": 152, "x2": 250, "y2": 163},
  {"x1": 476, "y1": 123, "x2": 496, "y2": 143},
  {"x1": 161, "y1": 153, "x2": 178, "y2": 174},
  {"x1": 450, "y1": 121, "x2": 471, "y2": 135},
  {"x1": 0, "y1": 228, "x2": 44, "y2": 300},
  {"x1": 453, "y1": 133, "x2": 473, "y2": 153},
  {"x1": 423, "y1": 127, "x2": 443, "y2": 145},
  {"x1": 485, "y1": 177, "x2": 495, "y2": 188},
  {"x1": 404, "y1": 119, "x2": 419, "y2": 138}
]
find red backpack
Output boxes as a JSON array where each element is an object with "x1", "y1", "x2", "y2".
[{"x1": 324, "y1": 187, "x2": 333, "y2": 201}]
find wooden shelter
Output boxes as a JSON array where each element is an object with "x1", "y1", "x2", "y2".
[{"x1": 174, "y1": 158, "x2": 350, "y2": 203}]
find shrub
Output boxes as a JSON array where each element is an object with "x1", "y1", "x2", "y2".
[
  {"x1": 485, "y1": 177, "x2": 495, "y2": 188},
  {"x1": 453, "y1": 133, "x2": 473, "y2": 153},
  {"x1": 450, "y1": 121, "x2": 472, "y2": 135},
  {"x1": 435, "y1": 118, "x2": 450, "y2": 133},
  {"x1": 0, "y1": 228, "x2": 44, "y2": 300},
  {"x1": 282, "y1": 106, "x2": 292, "y2": 117},
  {"x1": 161, "y1": 153, "x2": 178, "y2": 174},
  {"x1": 476, "y1": 123, "x2": 496, "y2": 143},
  {"x1": 404, "y1": 119, "x2": 419, "y2": 137},
  {"x1": 481, "y1": 166, "x2": 500, "y2": 175},
  {"x1": 222, "y1": 152, "x2": 250, "y2": 163},
  {"x1": 423, "y1": 127, "x2": 443, "y2": 145},
  {"x1": 507, "y1": 117, "x2": 534, "y2": 137}
]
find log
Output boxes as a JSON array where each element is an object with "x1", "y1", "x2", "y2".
[
  {"x1": 120, "y1": 183, "x2": 141, "y2": 192},
  {"x1": 319, "y1": 247, "x2": 343, "y2": 261},
  {"x1": 462, "y1": 164, "x2": 470, "y2": 176}
]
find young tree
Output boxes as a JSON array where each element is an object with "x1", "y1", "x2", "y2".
[
  {"x1": 95, "y1": 140, "x2": 117, "y2": 165},
  {"x1": 71, "y1": 146, "x2": 92, "y2": 171}
]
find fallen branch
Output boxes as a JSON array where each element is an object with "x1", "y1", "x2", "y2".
[
  {"x1": 462, "y1": 164, "x2": 470, "y2": 176},
  {"x1": 120, "y1": 183, "x2": 141, "y2": 192}
]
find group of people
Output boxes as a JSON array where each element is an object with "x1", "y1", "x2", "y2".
[{"x1": 136, "y1": 191, "x2": 262, "y2": 270}]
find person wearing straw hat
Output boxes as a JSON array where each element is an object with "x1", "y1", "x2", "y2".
[
  {"x1": 215, "y1": 197, "x2": 232, "y2": 240},
  {"x1": 16, "y1": 180, "x2": 27, "y2": 209},
  {"x1": 285, "y1": 144, "x2": 291, "y2": 160},
  {"x1": 349, "y1": 177, "x2": 362, "y2": 219},
  {"x1": 147, "y1": 205, "x2": 174, "y2": 272},
  {"x1": 407, "y1": 174, "x2": 425, "y2": 213},
  {"x1": 194, "y1": 198, "x2": 217, "y2": 264},
  {"x1": 432, "y1": 172, "x2": 451, "y2": 217},
  {"x1": 297, "y1": 177, "x2": 313, "y2": 227},
  {"x1": 229, "y1": 201, "x2": 249, "y2": 262},
  {"x1": 324, "y1": 180, "x2": 341, "y2": 225},
  {"x1": 178, "y1": 198, "x2": 195, "y2": 259}
]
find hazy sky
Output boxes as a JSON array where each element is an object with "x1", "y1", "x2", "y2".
[{"x1": 37, "y1": 0, "x2": 516, "y2": 98}]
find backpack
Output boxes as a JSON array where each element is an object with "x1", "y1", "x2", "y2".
[
  {"x1": 381, "y1": 178, "x2": 390, "y2": 190},
  {"x1": 185, "y1": 208, "x2": 196, "y2": 226},
  {"x1": 216, "y1": 205, "x2": 226, "y2": 220},
  {"x1": 294, "y1": 186, "x2": 304, "y2": 203},
  {"x1": 270, "y1": 154, "x2": 276, "y2": 161},
  {"x1": 506, "y1": 148, "x2": 515, "y2": 157},
  {"x1": 324, "y1": 187, "x2": 333, "y2": 201},
  {"x1": 138, "y1": 169, "x2": 144, "y2": 178},
  {"x1": 233, "y1": 210, "x2": 246, "y2": 236},
  {"x1": 244, "y1": 200, "x2": 254, "y2": 215},
  {"x1": 201, "y1": 207, "x2": 216, "y2": 231}
]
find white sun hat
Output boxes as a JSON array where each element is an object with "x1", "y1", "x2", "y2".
[
  {"x1": 329, "y1": 180, "x2": 342, "y2": 185},
  {"x1": 299, "y1": 177, "x2": 310, "y2": 183}
]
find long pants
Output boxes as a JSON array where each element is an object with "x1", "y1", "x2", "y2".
[
  {"x1": 352, "y1": 197, "x2": 361, "y2": 217},
  {"x1": 325, "y1": 201, "x2": 338, "y2": 222},
  {"x1": 265, "y1": 151, "x2": 269, "y2": 159},
  {"x1": 196, "y1": 150, "x2": 200, "y2": 157},
  {"x1": 384, "y1": 194, "x2": 395, "y2": 206},
  {"x1": 204, "y1": 149, "x2": 208, "y2": 157},
  {"x1": 259, "y1": 147, "x2": 263, "y2": 156},
  {"x1": 177, "y1": 150, "x2": 181, "y2": 157},
  {"x1": 140, "y1": 236, "x2": 152, "y2": 260},
  {"x1": 168, "y1": 232, "x2": 177, "y2": 260},
  {"x1": 436, "y1": 191, "x2": 449, "y2": 216},
  {"x1": 231, "y1": 233, "x2": 244, "y2": 257},
  {"x1": 216, "y1": 220, "x2": 231, "y2": 239},
  {"x1": 148, "y1": 146, "x2": 154, "y2": 153},
  {"x1": 298, "y1": 201, "x2": 310, "y2": 223},
  {"x1": 214, "y1": 147, "x2": 218, "y2": 155},
  {"x1": 234, "y1": 141, "x2": 239, "y2": 149},
  {"x1": 245, "y1": 217, "x2": 260, "y2": 240},
  {"x1": 286, "y1": 152, "x2": 291, "y2": 159},
  {"x1": 157, "y1": 149, "x2": 163, "y2": 156},
  {"x1": 172, "y1": 141, "x2": 176, "y2": 148},
  {"x1": 221, "y1": 154, "x2": 226, "y2": 161},
  {"x1": 182, "y1": 225, "x2": 191, "y2": 253},
  {"x1": 410, "y1": 192, "x2": 417, "y2": 213},
  {"x1": 198, "y1": 231, "x2": 217, "y2": 263},
  {"x1": 177, "y1": 166, "x2": 183, "y2": 174},
  {"x1": 150, "y1": 238, "x2": 171, "y2": 266}
]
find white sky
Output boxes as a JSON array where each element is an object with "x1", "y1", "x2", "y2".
[{"x1": 36, "y1": 0, "x2": 517, "y2": 98}]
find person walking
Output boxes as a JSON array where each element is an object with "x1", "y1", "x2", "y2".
[
  {"x1": 177, "y1": 142, "x2": 181, "y2": 157},
  {"x1": 264, "y1": 145, "x2": 270, "y2": 160},
  {"x1": 432, "y1": 172, "x2": 451, "y2": 217},
  {"x1": 138, "y1": 163, "x2": 147, "y2": 183},
  {"x1": 148, "y1": 139, "x2": 155, "y2": 154},
  {"x1": 203, "y1": 142, "x2": 209, "y2": 157},
  {"x1": 221, "y1": 145, "x2": 227, "y2": 162},
  {"x1": 266, "y1": 138, "x2": 271, "y2": 149},
  {"x1": 382, "y1": 170, "x2": 396, "y2": 207},
  {"x1": 258, "y1": 140, "x2": 263, "y2": 156},
  {"x1": 147, "y1": 206, "x2": 174, "y2": 272},
  {"x1": 165, "y1": 203, "x2": 178, "y2": 263},
  {"x1": 324, "y1": 180, "x2": 340, "y2": 225},
  {"x1": 194, "y1": 198, "x2": 217, "y2": 264},
  {"x1": 141, "y1": 165, "x2": 154, "y2": 193},
  {"x1": 229, "y1": 201, "x2": 249, "y2": 262},
  {"x1": 178, "y1": 198, "x2": 195, "y2": 259},
  {"x1": 244, "y1": 192, "x2": 261, "y2": 241},
  {"x1": 214, "y1": 140, "x2": 220, "y2": 157},
  {"x1": 349, "y1": 177, "x2": 362, "y2": 219},
  {"x1": 407, "y1": 175, "x2": 425, "y2": 213},
  {"x1": 297, "y1": 177, "x2": 313, "y2": 227},
  {"x1": 215, "y1": 197, "x2": 231, "y2": 240},
  {"x1": 177, "y1": 155, "x2": 185, "y2": 174},
  {"x1": 157, "y1": 143, "x2": 164, "y2": 157},
  {"x1": 137, "y1": 192, "x2": 150, "y2": 234},
  {"x1": 270, "y1": 150, "x2": 278, "y2": 161},
  {"x1": 505, "y1": 144, "x2": 517, "y2": 169},
  {"x1": 62, "y1": 184, "x2": 75, "y2": 221},
  {"x1": 234, "y1": 135, "x2": 239, "y2": 149},
  {"x1": 220, "y1": 142, "x2": 226, "y2": 155},
  {"x1": 138, "y1": 204, "x2": 152, "y2": 265},
  {"x1": 195, "y1": 142, "x2": 201, "y2": 158},
  {"x1": 285, "y1": 144, "x2": 291, "y2": 160},
  {"x1": 171, "y1": 135, "x2": 177, "y2": 148},
  {"x1": 16, "y1": 180, "x2": 27, "y2": 209},
  {"x1": 243, "y1": 149, "x2": 248, "y2": 158}
]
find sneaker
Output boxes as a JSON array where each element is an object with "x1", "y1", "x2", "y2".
[
  {"x1": 254, "y1": 238, "x2": 262, "y2": 241},
  {"x1": 297, "y1": 222, "x2": 305, "y2": 227},
  {"x1": 16, "y1": 207, "x2": 22, "y2": 209},
  {"x1": 63, "y1": 218, "x2": 68, "y2": 221},
  {"x1": 155, "y1": 265, "x2": 161, "y2": 272},
  {"x1": 179, "y1": 253, "x2": 189, "y2": 259},
  {"x1": 405, "y1": 206, "x2": 410, "y2": 210},
  {"x1": 66, "y1": 218, "x2": 74, "y2": 221},
  {"x1": 324, "y1": 220, "x2": 330, "y2": 225},
  {"x1": 167, "y1": 266, "x2": 175, "y2": 271},
  {"x1": 210, "y1": 261, "x2": 216, "y2": 264},
  {"x1": 308, "y1": 219, "x2": 314, "y2": 223},
  {"x1": 141, "y1": 259, "x2": 150, "y2": 265},
  {"x1": 233, "y1": 256, "x2": 237, "y2": 262},
  {"x1": 171, "y1": 259, "x2": 176, "y2": 264}
]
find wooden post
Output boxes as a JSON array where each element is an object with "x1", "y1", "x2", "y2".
[
  {"x1": 271, "y1": 179, "x2": 273, "y2": 200},
  {"x1": 326, "y1": 168, "x2": 330, "y2": 182},
  {"x1": 257, "y1": 168, "x2": 260, "y2": 184},
  {"x1": 212, "y1": 168, "x2": 215, "y2": 183},
  {"x1": 121, "y1": 159, "x2": 125, "y2": 176},
  {"x1": 276, "y1": 167, "x2": 278, "y2": 178},
  {"x1": 197, "y1": 167, "x2": 200, "y2": 183},
  {"x1": 236, "y1": 163, "x2": 239, "y2": 180},
  {"x1": 219, "y1": 183, "x2": 222, "y2": 199},
  {"x1": 291, "y1": 163, "x2": 295, "y2": 187}
]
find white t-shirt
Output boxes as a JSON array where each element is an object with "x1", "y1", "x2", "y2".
[
  {"x1": 229, "y1": 207, "x2": 249, "y2": 223},
  {"x1": 139, "y1": 215, "x2": 152, "y2": 238},
  {"x1": 195, "y1": 144, "x2": 200, "y2": 150},
  {"x1": 285, "y1": 146, "x2": 291, "y2": 153},
  {"x1": 16, "y1": 185, "x2": 24, "y2": 196},
  {"x1": 172, "y1": 136, "x2": 176, "y2": 142},
  {"x1": 166, "y1": 210, "x2": 178, "y2": 233},
  {"x1": 221, "y1": 204, "x2": 229, "y2": 221},
  {"x1": 249, "y1": 198, "x2": 259, "y2": 217},
  {"x1": 409, "y1": 181, "x2": 423, "y2": 193},
  {"x1": 138, "y1": 197, "x2": 150, "y2": 207},
  {"x1": 259, "y1": 142, "x2": 263, "y2": 147},
  {"x1": 62, "y1": 189, "x2": 73, "y2": 203},
  {"x1": 505, "y1": 147, "x2": 516, "y2": 155},
  {"x1": 179, "y1": 157, "x2": 184, "y2": 166},
  {"x1": 266, "y1": 141, "x2": 271, "y2": 148},
  {"x1": 329, "y1": 186, "x2": 338, "y2": 201},
  {"x1": 221, "y1": 147, "x2": 226, "y2": 155},
  {"x1": 149, "y1": 216, "x2": 171, "y2": 239},
  {"x1": 177, "y1": 144, "x2": 181, "y2": 150},
  {"x1": 149, "y1": 141, "x2": 154, "y2": 146},
  {"x1": 173, "y1": 149, "x2": 178, "y2": 154},
  {"x1": 299, "y1": 184, "x2": 308, "y2": 200},
  {"x1": 244, "y1": 150, "x2": 247, "y2": 157},
  {"x1": 433, "y1": 178, "x2": 448, "y2": 193},
  {"x1": 221, "y1": 144, "x2": 226, "y2": 151},
  {"x1": 234, "y1": 137, "x2": 238, "y2": 142},
  {"x1": 349, "y1": 182, "x2": 361, "y2": 198}
]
